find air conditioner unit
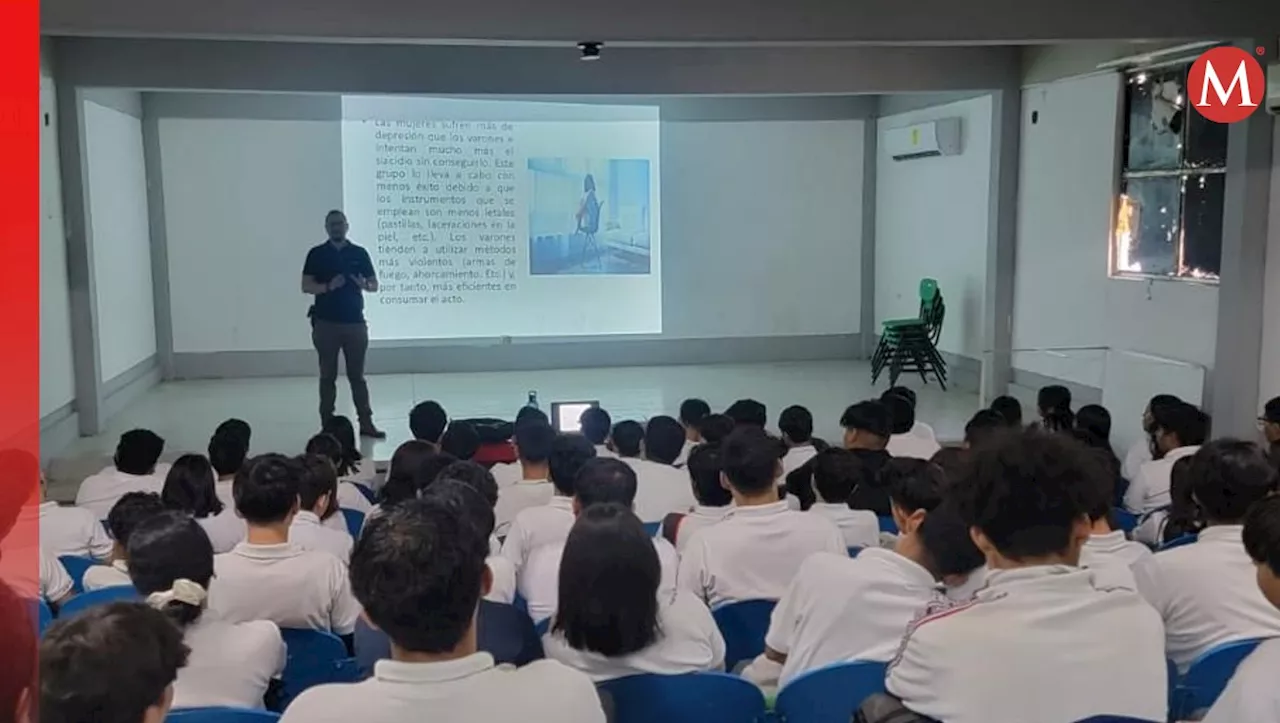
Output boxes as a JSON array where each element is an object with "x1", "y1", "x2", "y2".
[
  {"x1": 1267, "y1": 62, "x2": 1280, "y2": 115},
  {"x1": 884, "y1": 118, "x2": 962, "y2": 161}
]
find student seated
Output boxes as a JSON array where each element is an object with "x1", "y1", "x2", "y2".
[
  {"x1": 543, "y1": 504, "x2": 725, "y2": 681},
  {"x1": 840, "y1": 401, "x2": 894, "y2": 515},
  {"x1": 408, "y1": 400, "x2": 448, "y2": 449},
  {"x1": 885, "y1": 429, "x2": 1168, "y2": 723},
  {"x1": 38, "y1": 602, "x2": 188, "y2": 723},
  {"x1": 1072, "y1": 404, "x2": 1123, "y2": 487},
  {"x1": 1157, "y1": 457, "x2": 1204, "y2": 544},
  {"x1": 1204, "y1": 495, "x2": 1280, "y2": 723},
  {"x1": 289, "y1": 455, "x2": 354, "y2": 563},
  {"x1": 371, "y1": 441, "x2": 452, "y2": 523},
  {"x1": 280, "y1": 494, "x2": 605, "y2": 723},
  {"x1": 1034, "y1": 384, "x2": 1075, "y2": 433},
  {"x1": 795, "y1": 448, "x2": 879, "y2": 549},
  {"x1": 1078, "y1": 473, "x2": 1151, "y2": 585},
  {"x1": 306, "y1": 428, "x2": 374, "y2": 516},
  {"x1": 322, "y1": 415, "x2": 377, "y2": 486},
  {"x1": 209, "y1": 418, "x2": 252, "y2": 507},
  {"x1": 627, "y1": 416, "x2": 696, "y2": 523},
  {"x1": 699, "y1": 413, "x2": 736, "y2": 445},
  {"x1": 725, "y1": 399, "x2": 767, "y2": 429},
  {"x1": 39, "y1": 470, "x2": 112, "y2": 560},
  {"x1": 579, "y1": 406, "x2": 616, "y2": 460},
  {"x1": 747, "y1": 498, "x2": 983, "y2": 687},
  {"x1": 1126, "y1": 401, "x2": 1209, "y2": 544},
  {"x1": 678, "y1": 427, "x2": 844, "y2": 607},
  {"x1": 490, "y1": 407, "x2": 553, "y2": 486},
  {"x1": 40, "y1": 549, "x2": 74, "y2": 607},
  {"x1": 882, "y1": 388, "x2": 940, "y2": 460},
  {"x1": 778, "y1": 405, "x2": 819, "y2": 476},
  {"x1": 493, "y1": 419, "x2": 557, "y2": 533},
  {"x1": 962, "y1": 409, "x2": 1005, "y2": 449},
  {"x1": 520, "y1": 458, "x2": 679, "y2": 622},
  {"x1": 76, "y1": 429, "x2": 167, "y2": 519},
  {"x1": 676, "y1": 398, "x2": 711, "y2": 466},
  {"x1": 663, "y1": 442, "x2": 733, "y2": 554},
  {"x1": 1133, "y1": 440, "x2": 1280, "y2": 671},
  {"x1": 1121, "y1": 394, "x2": 1182, "y2": 482},
  {"x1": 209, "y1": 455, "x2": 361, "y2": 636},
  {"x1": 435, "y1": 461, "x2": 517, "y2": 603},
  {"x1": 1260, "y1": 396, "x2": 1280, "y2": 466},
  {"x1": 501, "y1": 434, "x2": 596, "y2": 570},
  {"x1": 989, "y1": 394, "x2": 1023, "y2": 427},
  {"x1": 161, "y1": 454, "x2": 246, "y2": 554},
  {"x1": 440, "y1": 420, "x2": 481, "y2": 461},
  {"x1": 129, "y1": 511, "x2": 285, "y2": 710},
  {"x1": 86, "y1": 492, "x2": 167, "y2": 591}
]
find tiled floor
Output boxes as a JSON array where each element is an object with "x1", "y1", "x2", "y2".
[{"x1": 47, "y1": 360, "x2": 980, "y2": 499}]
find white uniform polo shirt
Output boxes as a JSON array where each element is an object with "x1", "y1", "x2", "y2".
[
  {"x1": 1133, "y1": 525, "x2": 1280, "y2": 671},
  {"x1": 806, "y1": 504, "x2": 880, "y2": 550},
  {"x1": 209, "y1": 542, "x2": 362, "y2": 634},
  {"x1": 39, "y1": 550, "x2": 74, "y2": 602},
  {"x1": 494, "y1": 479, "x2": 554, "y2": 536},
  {"x1": 171, "y1": 613, "x2": 286, "y2": 710},
  {"x1": 1203, "y1": 637, "x2": 1280, "y2": 723},
  {"x1": 520, "y1": 537, "x2": 679, "y2": 623},
  {"x1": 766, "y1": 548, "x2": 944, "y2": 687},
  {"x1": 887, "y1": 565, "x2": 1168, "y2": 723},
  {"x1": 673, "y1": 440, "x2": 695, "y2": 467},
  {"x1": 1124, "y1": 444, "x2": 1199, "y2": 514},
  {"x1": 624, "y1": 458, "x2": 697, "y2": 524},
  {"x1": 484, "y1": 556, "x2": 517, "y2": 605},
  {"x1": 542, "y1": 591, "x2": 725, "y2": 682},
  {"x1": 1079, "y1": 530, "x2": 1153, "y2": 587},
  {"x1": 197, "y1": 509, "x2": 247, "y2": 554},
  {"x1": 336, "y1": 482, "x2": 374, "y2": 515},
  {"x1": 1122, "y1": 438, "x2": 1153, "y2": 483},
  {"x1": 38, "y1": 501, "x2": 113, "y2": 559},
  {"x1": 278, "y1": 653, "x2": 605, "y2": 723},
  {"x1": 886, "y1": 422, "x2": 942, "y2": 460},
  {"x1": 214, "y1": 478, "x2": 236, "y2": 508},
  {"x1": 74, "y1": 468, "x2": 165, "y2": 520},
  {"x1": 500, "y1": 496, "x2": 576, "y2": 571},
  {"x1": 780, "y1": 445, "x2": 818, "y2": 477},
  {"x1": 289, "y1": 511, "x2": 354, "y2": 563},
  {"x1": 672, "y1": 506, "x2": 731, "y2": 554},
  {"x1": 489, "y1": 461, "x2": 523, "y2": 488},
  {"x1": 83, "y1": 560, "x2": 132, "y2": 591}
]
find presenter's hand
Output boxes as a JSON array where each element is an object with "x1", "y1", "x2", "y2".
[
  {"x1": 327, "y1": 275, "x2": 346, "y2": 291},
  {"x1": 353, "y1": 275, "x2": 374, "y2": 291}
]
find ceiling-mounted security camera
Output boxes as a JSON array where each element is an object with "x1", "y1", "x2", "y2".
[{"x1": 577, "y1": 42, "x2": 603, "y2": 61}]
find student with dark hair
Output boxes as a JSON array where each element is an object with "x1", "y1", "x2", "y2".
[
  {"x1": 798, "y1": 448, "x2": 879, "y2": 549},
  {"x1": 209, "y1": 426, "x2": 251, "y2": 507},
  {"x1": 608, "y1": 420, "x2": 644, "y2": 458},
  {"x1": 882, "y1": 388, "x2": 940, "y2": 460},
  {"x1": 215, "y1": 418, "x2": 251, "y2": 446},
  {"x1": 377, "y1": 441, "x2": 446, "y2": 516},
  {"x1": 39, "y1": 602, "x2": 189, "y2": 723},
  {"x1": 322, "y1": 415, "x2": 374, "y2": 482},
  {"x1": 210, "y1": 454, "x2": 361, "y2": 637},
  {"x1": 840, "y1": 401, "x2": 894, "y2": 515},
  {"x1": 929, "y1": 446, "x2": 969, "y2": 482},
  {"x1": 493, "y1": 420, "x2": 557, "y2": 533},
  {"x1": 578, "y1": 407, "x2": 614, "y2": 458},
  {"x1": 432, "y1": 468, "x2": 516, "y2": 605},
  {"x1": 162, "y1": 454, "x2": 246, "y2": 553},
  {"x1": 408, "y1": 400, "x2": 448, "y2": 446},
  {"x1": 289, "y1": 454, "x2": 354, "y2": 563},
  {"x1": 1258, "y1": 395, "x2": 1280, "y2": 464},
  {"x1": 440, "y1": 420, "x2": 480, "y2": 461},
  {"x1": 778, "y1": 405, "x2": 819, "y2": 476},
  {"x1": 76, "y1": 428, "x2": 168, "y2": 519},
  {"x1": 128, "y1": 511, "x2": 285, "y2": 709},
  {"x1": 663, "y1": 442, "x2": 734, "y2": 552},
  {"x1": 882, "y1": 457, "x2": 948, "y2": 524},
  {"x1": 725, "y1": 399, "x2": 767, "y2": 428},
  {"x1": 885, "y1": 430, "x2": 1166, "y2": 723},
  {"x1": 1159, "y1": 456, "x2": 1204, "y2": 544},
  {"x1": 676, "y1": 398, "x2": 711, "y2": 465},
  {"x1": 287, "y1": 495, "x2": 605, "y2": 723},
  {"x1": 516, "y1": 405, "x2": 550, "y2": 427},
  {"x1": 502, "y1": 434, "x2": 596, "y2": 571},
  {"x1": 1122, "y1": 393, "x2": 1184, "y2": 481},
  {"x1": 544, "y1": 504, "x2": 724, "y2": 681},
  {"x1": 1125, "y1": 401, "x2": 1209, "y2": 544},
  {"x1": 1035, "y1": 384, "x2": 1075, "y2": 433},
  {"x1": 963, "y1": 408, "x2": 1005, "y2": 449},
  {"x1": 989, "y1": 394, "x2": 1023, "y2": 427},
  {"x1": 1072, "y1": 403, "x2": 1125, "y2": 505},
  {"x1": 1134, "y1": 439, "x2": 1280, "y2": 671},
  {"x1": 678, "y1": 427, "x2": 844, "y2": 606},
  {"x1": 1204, "y1": 495, "x2": 1280, "y2": 722},
  {"x1": 519, "y1": 458, "x2": 680, "y2": 622},
  {"x1": 1078, "y1": 464, "x2": 1151, "y2": 586},
  {"x1": 85, "y1": 491, "x2": 167, "y2": 591},
  {"x1": 39, "y1": 467, "x2": 114, "y2": 560},
  {"x1": 748, "y1": 499, "x2": 984, "y2": 687},
  {"x1": 306, "y1": 429, "x2": 375, "y2": 518},
  {"x1": 625, "y1": 416, "x2": 695, "y2": 523}
]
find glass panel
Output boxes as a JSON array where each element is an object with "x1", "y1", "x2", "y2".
[
  {"x1": 1184, "y1": 106, "x2": 1229, "y2": 170},
  {"x1": 1115, "y1": 176, "x2": 1181, "y2": 276},
  {"x1": 1124, "y1": 68, "x2": 1186, "y2": 172},
  {"x1": 1180, "y1": 173, "x2": 1224, "y2": 279}
]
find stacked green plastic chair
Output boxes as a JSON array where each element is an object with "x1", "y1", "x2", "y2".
[{"x1": 871, "y1": 278, "x2": 948, "y2": 389}]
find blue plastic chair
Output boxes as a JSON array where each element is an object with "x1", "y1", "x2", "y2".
[
  {"x1": 775, "y1": 660, "x2": 887, "y2": 723},
  {"x1": 340, "y1": 508, "x2": 366, "y2": 537},
  {"x1": 167, "y1": 708, "x2": 281, "y2": 722},
  {"x1": 1157, "y1": 533, "x2": 1198, "y2": 552},
  {"x1": 58, "y1": 586, "x2": 139, "y2": 617},
  {"x1": 1170, "y1": 637, "x2": 1266, "y2": 719},
  {"x1": 1112, "y1": 508, "x2": 1138, "y2": 534},
  {"x1": 58, "y1": 555, "x2": 97, "y2": 594},
  {"x1": 349, "y1": 482, "x2": 376, "y2": 504},
  {"x1": 279, "y1": 628, "x2": 362, "y2": 707},
  {"x1": 534, "y1": 617, "x2": 551, "y2": 637},
  {"x1": 846, "y1": 546, "x2": 863, "y2": 557},
  {"x1": 642, "y1": 521, "x2": 661, "y2": 537},
  {"x1": 35, "y1": 599, "x2": 52, "y2": 636},
  {"x1": 712, "y1": 599, "x2": 776, "y2": 671},
  {"x1": 598, "y1": 672, "x2": 766, "y2": 723},
  {"x1": 876, "y1": 516, "x2": 897, "y2": 534}
]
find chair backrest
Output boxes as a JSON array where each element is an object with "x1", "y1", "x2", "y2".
[
  {"x1": 642, "y1": 521, "x2": 661, "y2": 537},
  {"x1": 279, "y1": 628, "x2": 362, "y2": 707},
  {"x1": 1112, "y1": 508, "x2": 1138, "y2": 534},
  {"x1": 846, "y1": 546, "x2": 863, "y2": 558},
  {"x1": 533, "y1": 617, "x2": 551, "y2": 637},
  {"x1": 775, "y1": 660, "x2": 887, "y2": 723},
  {"x1": 876, "y1": 516, "x2": 898, "y2": 534},
  {"x1": 167, "y1": 707, "x2": 281, "y2": 722},
  {"x1": 1171, "y1": 637, "x2": 1267, "y2": 719},
  {"x1": 58, "y1": 586, "x2": 139, "y2": 617},
  {"x1": 1157, "y1": 533, "x2": 1198, "y2": 552},
  {"x1": 598, "y1": 672, "x2": 765, "y2": 723},
  {"x1": 917, "y1": 278, "x2": 938, "y2": 304},
  {"x1": 340, "y1": 508, "x2": 365, "y2": 537},
  {"x1": 350, "y1": 482, "x2": 376, "y2": 504},
  {"x1": 58, "y1": 555, "x2": 97, "y2": 594},
  {"x1": 36, "y1": 598, "x2": 52, "y2": 636},
  {"x1": 711, "y1": 599, "x2": 776, "y2": 670}
]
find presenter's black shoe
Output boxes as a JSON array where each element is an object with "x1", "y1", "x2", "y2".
[{"x1": 359, "y1": 423, "x2": 387, "y2": 439}]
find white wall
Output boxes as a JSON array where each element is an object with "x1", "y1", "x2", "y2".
[
  {"x1": 39, "y1": 54, "x2": 76, "y2": 417},
  {"x1": 875, "y1": 95, "x2": 992, "y2": 359},
  {"x1": 1256, "y1": 120, "x2": 1280, "y2": 411},
  {"x1": 154, "y1": 96, "x2": 864, "y2": 352},
  {"x1": 82, "y1": 97, "x2": 157, "y2": 380}
]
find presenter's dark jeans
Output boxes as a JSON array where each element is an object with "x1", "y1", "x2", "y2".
[{"x1": 312, "y1": 320, "x2": 373, "y2": 425}]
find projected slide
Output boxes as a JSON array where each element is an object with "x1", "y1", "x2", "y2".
[{"x1": 340, "y1": 96, "x2": 661, "y2": 341}]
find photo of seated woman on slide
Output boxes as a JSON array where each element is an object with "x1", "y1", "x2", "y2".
[{"x1": 528, "y1": 158, "x2": 652, "y2": 276}]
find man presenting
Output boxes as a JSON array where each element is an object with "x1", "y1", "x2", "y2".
[{"x1": 301, "y1": 210, "x2": 385, "y2": 438}]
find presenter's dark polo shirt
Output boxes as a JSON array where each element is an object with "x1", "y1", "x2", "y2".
[{"x1": 303, "y1": 240, "x2": 375, "y2": 324}]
